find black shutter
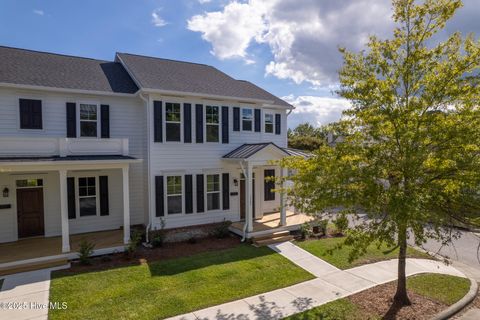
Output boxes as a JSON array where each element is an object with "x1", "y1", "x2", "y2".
[
  {"x1": 196, "y1": 174, "x2": 204, "y2": 213},
  {"x1": 155, "y1": 176, "x2": 164, "y2": 216},
  {"x1": 222, "y1": 106, "x2": 229, "y2": 144},
  {"x1": 264, "y1": 169, "x2": 276, "y2": 201},
  {"x1": 99, "y1": 176, "x2": 109, "y2": 216},
  {"x1": 31, "y1": 100, "x2": 42, "y2": 129},
  {"x1": 185, "y1": 175, "x2": 193, "y2": 214},
  {"x1": 153, "y1": 101, "x2": 163, "y2": 142},
  {"x1": 101, "y1": 105, "x2": 110, "y2": 138},
  {"x1": 254, "y1": 109, "x2": 261, "y2": 132},
  {"x1": 66, "y1": 102, "x2": 76, "y2": 138},
  {"x1": 222, "y1": 173, "x2": 230, "y2": 210},
  {"x1": 275, "y1": 114, "x2": 281, "y2": 135},
  {"x1": 196, "y1": 104, "x2": 204, "y2": 143},
  {"x1": 233, "y1": 107, "x2": 240, "y2": 131},
  {"x1": 67, "y1": 177, "x2": 76, "y2": 219},
  {"x1": 184, "y1": 103, "x2": 192, "y2": 143}
]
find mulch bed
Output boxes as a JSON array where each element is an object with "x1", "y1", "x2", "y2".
[
  {"x1": 61, "y1": 235, "x2": 242, "y2": 274},
  {"x1": 348, "y1": 281, "x2": 447, "y2": 320}
]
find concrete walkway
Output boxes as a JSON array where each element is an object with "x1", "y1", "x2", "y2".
[
  {"x1": 459, "y1": 308, "x2": 480, "y2": 320},
  {"x1": 167, "y1": 242, "x2": 466, "y2": 320},
  {"x1": 0, "y1": 265, "x2": 67, "y2": 320}
]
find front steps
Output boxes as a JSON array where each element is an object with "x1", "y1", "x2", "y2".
[
  {"x1": 0, "y1": 258, "x2": 69, "y2": 276},
  {"x1": 252, "y1": 230, "x2": 294, "y2": 247}
]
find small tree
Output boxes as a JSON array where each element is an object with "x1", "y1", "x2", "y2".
[{"x1": 282, "y1": 0, "x2": 480, "y2": 308}]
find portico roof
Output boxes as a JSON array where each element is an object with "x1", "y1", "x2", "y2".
[{"x1": 222, "y1": 143, "x2": 290, "y2": 160}]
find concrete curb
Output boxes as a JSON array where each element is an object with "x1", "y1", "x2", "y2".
[{"x1": 431, "y1": 277, "x2": 478, "y2": 320}]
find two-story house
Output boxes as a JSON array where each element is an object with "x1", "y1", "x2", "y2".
[{"x1": 0, "y1": 46, "x2": 309, "y2": 272}]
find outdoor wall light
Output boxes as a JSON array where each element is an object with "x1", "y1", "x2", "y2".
[
  {"x1": 233, "y1": 179, "x2": 238, "y2": 187},
  {"x1": 2, "y1": 187, "x2": 9, "y2": 198}
]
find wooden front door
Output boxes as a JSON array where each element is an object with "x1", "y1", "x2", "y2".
[
  {"x1": 240, "y1": 179, "x2": 255, "y2": 220},
  {"x1": 17, "y1": 188, "x2": 45, "y2": 238}
]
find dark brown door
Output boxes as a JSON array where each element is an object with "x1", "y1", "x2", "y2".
[
  {"x1": 17, "y1": 188, "x2": 45, "y2": 238},
  {"x1": 240, "y1": 179, "x2": 255, "y2": 220}
]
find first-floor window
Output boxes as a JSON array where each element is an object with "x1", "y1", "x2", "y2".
[
  {"x1": 264, "y1": 169, "x2": 276, "y2": 201},
  {"x1": 264, "y1": 113, "x2": 274, "y2": 133},
  {"x1": 79, "y1": 104, "x2": 98, "y2": 137},
  {"x1": 206, "y1": 105, "x2": 220, "y2": 142},
  {"x1": 79, "y1": 177, "x2": 97, "y2": 216},
  {"x1": 167, "y1": 176, "x2": 182, "y2": 214},
  {"x1": 207, "y1": 174, "x2": 220, "y2": 210}
]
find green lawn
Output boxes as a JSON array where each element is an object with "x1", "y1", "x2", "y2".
[
  {"x1": 285, "y1": 273, "x2": 469, "y2": 319},
  {"x1": 296, "y1": 237, "x2": 431, "y2": 269},
  {"x1": 49, "y1": 244, "x2": 314, "y2": 320}
]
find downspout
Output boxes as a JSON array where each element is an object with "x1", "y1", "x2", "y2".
[
  {"x1": 139, "y1": 92, "x2": 152, "y2": 244},
  {"x1": 239, "y1": 160, "x2": 248, "y2": 242}
]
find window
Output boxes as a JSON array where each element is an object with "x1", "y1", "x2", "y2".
[
  {"x1": 264, "y1": 113, "x2": 274, "y2": 133},
  {"x1": 167, "y1": 176, "x2": 182, "y2": 214},
  {"x1": 16, "y1": 179, "x2": 43, "y2": 188},
  {"x1": 264, "y1": 169, "x2": 276, "y2": 201},
  {"x1": 206, "y1": 105, "x2": 220, "y2": 142},
  {"x1": 19, "y1": 99, "x2": 42, "y2": 129},
  {"x1": 242, "y1": 108, "x2": 253, "y2": 131},
  {"x1": 80, "y1": 104, "x2": 98, "y2": 137},
  {"x1": 78, "y1": 177, "x2": 97, "y2": 216},
  {"x1": 166, "y1": 102, "x2": 181, "y2": 141},
  {"x1": 207, "y1": 174, "x2": 220, "y2": 210}
]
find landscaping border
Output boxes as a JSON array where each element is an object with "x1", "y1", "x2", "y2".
[{"x1": 432, "y1": 277, "x2": 478, "y2": 320}]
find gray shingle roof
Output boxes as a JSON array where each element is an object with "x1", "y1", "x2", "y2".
[
  {"x1": 223, "y1": 143, "x2": 290, "y2": 159},
  {"x1": 0, "y1": 46, "x2": 138, "y2": 94},
  {"x1": 116, "y1": 53, "x2": 292, "y2": 108}
]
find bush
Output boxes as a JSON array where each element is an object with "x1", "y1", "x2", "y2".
[
  {"x1": 333, "y1": 215, "x2": 349, "y2": 235},
  {"x1": 300, "y1": 223, "x2": 311, "y2": 240},
  {"x1": 78, "y1": 239, "x2": 95, "y2": 265},
  {"x1": 125, "y1": 230, "x2": 142, "y2": 256},
  {"x1": 150, "y1": 218, "x2": 166, "y2": 248},
  {"x1": 211, "y1": 220, "x2": 232, "y2": 239},
  {"x1": 312, "y1": 219, "x2": 328, "y2": 236}
]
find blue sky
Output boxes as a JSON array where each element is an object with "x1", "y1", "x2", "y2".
[{"x1": 1, "y1": 0, "x2": 478, "y2": 128}]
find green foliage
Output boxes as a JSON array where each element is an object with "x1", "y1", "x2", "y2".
[
  {"x1": 300, "y1": 222, "x2": 311, "y2": 239},
  {"x1": 150, "y1": 218, "x2": 166, "y2": 248},
  {"x1": 287, "y1": 123, "x2": 327, "y2": 151},
  {"x1": 211, "y1": 219, "x2": 232, "y2": 239},
  {"x1": 125, "y1": 230, "x2": 142, "y2": 256},
  {"x1": 281, "y1": 0, "x2": 480, "y2": 304},
  {"x1": 333, "y1": 215, "x2": 349, "y2": 235},
  {"x1": 284, "y1": 298, "x2": 373, "y2": 320},
  {"x1": 407, "y1": 274, "x2": 471, "y2": 305},
  {"x1": 78, "y1": 239, "x2": 95, "y2": 265}
]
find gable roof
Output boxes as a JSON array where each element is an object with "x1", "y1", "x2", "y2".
[
  {"x1": 223, "y1": 143, "x2": 290, "y2": 159},
  {"x1": 116, "y1": 52, "x2": 292, "y2": 108},
  {"x1": 0, "y1": 46, "x2": 138, "y2": 94}
]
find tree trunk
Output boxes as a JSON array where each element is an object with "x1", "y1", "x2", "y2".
[{"x1": 394, "y1": 224, "x2": 411, "y2": 305}]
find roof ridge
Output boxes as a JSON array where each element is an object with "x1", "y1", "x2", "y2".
[
  {"x1": 117, "y1": 52, "x2": 214, "y2": 69},
  {"x1": 0, "y1": 45, "x2": 112, "y2": 63}
]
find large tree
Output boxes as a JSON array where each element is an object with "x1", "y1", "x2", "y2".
[
  {"x1": 282, "y1": 0, "x2": 480, "y2": 308},
  {"x1": 287, "y1": 123, "x2": 327, "y2": 151}
]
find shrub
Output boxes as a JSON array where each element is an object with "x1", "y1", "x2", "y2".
[
  {"x1": 211, "y1": 220, "x2": 232, "y2": 239},
  {"x1": 300, "y1": 223, "x2": 311, "y2": 240},
  {"x1": 125, "y1": 230, "x2": 142, "y2": 256},
  {"x1": 316, "y1": 219, "x2": 328, "y2": 236},
  {"x1": 150, "y1": 218, "x2": 166, "y2": 248},
  {"x1": 333, "y1": 215, "x2": 349, "y2": 235},
  {"x1": 78, "y1": 239, "x2": 95, "y2": 265}
]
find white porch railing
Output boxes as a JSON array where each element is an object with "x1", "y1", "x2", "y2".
[{"x1": 0, "y1": 137, "x2": 129, "y2": 157}]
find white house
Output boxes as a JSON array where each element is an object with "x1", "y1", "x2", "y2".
[{"x1": 0, "y1": 46, "x2": 309, "y2": 271}]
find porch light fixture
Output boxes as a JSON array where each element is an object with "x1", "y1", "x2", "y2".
[
  {"x1": 233, "y1": 179, "x2": 238, "y2": 187},
  {"x1": 2, "y1": 187, "x2": 9, "y2": 198}
]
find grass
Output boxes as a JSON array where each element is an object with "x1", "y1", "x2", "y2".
[
  {"x1": 49, "y1": 244, "x2": 314, "y2": 320},
  {"x1": 296, "y1": 237, "x2": 431, "y2": 269},
  {"x1": 284, "y1": 273, "x2": 470, "y2": 319}
]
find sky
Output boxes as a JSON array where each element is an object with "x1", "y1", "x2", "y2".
[{"x1": 0, "y1": 0, "x2": 479, "y2": 129}]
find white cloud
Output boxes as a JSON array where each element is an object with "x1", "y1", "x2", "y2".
[
  {"x1": 33, "y1": 9, "x2": 44, "y2": 16},
  {"x1": 151, "y1": 8, "x2": 167, "y2": 27},
  {"x1": 198, "y1": 0, "x2": 212, "y2": 3},
  {"x1": 283, "y1": 95, "x2": 351, "y2": 129}
]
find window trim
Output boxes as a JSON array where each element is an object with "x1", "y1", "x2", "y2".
[
  {"x1": 76, "y1": 176, "x2": 99, "y2": 218},
  {"x1": 164, "y1": 102, "x2": 183, "y2": 142},
  {"x1": 77, "y1": 102, "x2": 100, "y2": 138},
  {"x1": 264, "y1": 169, "x2": 276, "y2": 201},
  {"x1": 205, "y1": 105, "x2": 221, "y2": 143},
  {"x1": 206, "y1": 173, "x2": 222, "y2": 211},
  {"x1": 18, "y1": 98, "x2": 44, "y2": 131},
  {"x1": 264, "y1": 112, "x2": 274, "y2": 134},
  {"x1": 165, "y1": 175, "x2": 184, "y2": 215},
  {"x1": 241, "y1": 107, "x2": 254, "y2": 132}
]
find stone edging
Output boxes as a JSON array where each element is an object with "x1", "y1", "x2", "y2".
[{"x1": 431, "y1": 277, "x2": 478, "y2": 320}]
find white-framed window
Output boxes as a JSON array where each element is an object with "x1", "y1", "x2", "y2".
[
  {"x1": 166, "y1": 176, "x2": 182, "y2": 214},
  {"x1": 242, "y1": 108, "x2": 253, "y2": 131},
  {"x1": 206, "y1": 174, "x2": 220, "y2": 211},
  {"x1": 165, "y1": 102, "x2": 181, "y2": 142},
  {"x1": 79, "y1": 104, "x2": 98, "y2": 137},
  {"x1": 206, "y1": 105, "x2": 220, "y2": 142},
  {"x1": 264, "y1": 113, "x2": 274, "y2": 133},
  {"x1": 78, "y1": 177, "x2": 97, "y2": 217}
]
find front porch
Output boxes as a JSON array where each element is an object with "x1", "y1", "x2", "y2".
[
  {"x1": 230, "y1": 210, "x2": 313, "y2": 238},
  {"x1": 0, "y1": 229, "x2": 124, "y2": 274}
]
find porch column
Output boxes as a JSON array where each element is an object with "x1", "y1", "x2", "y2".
[
  {"x1": 122, "y1": 166, "x2": 131, "y2": 244},
  {"x1": 246, "y1": 161, "x2": 254, "y2": 233},
  {"x1": 280, "y1": 167, "x2": 287, "y2": 226},
  {"x1": 59, "y1": 169, "x2": 70, "y2": 253}
]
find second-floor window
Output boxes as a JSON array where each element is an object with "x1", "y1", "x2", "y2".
[
  {"x1": 206, "y1": 105, "x2": 219, "y2": 142},
  {"x1": 264, "y1": 113, "x2": 274, "y2": 133},
  {"x1": 166, "y1": 102, "x2": 181, "y2": 142},
  {"x1": 167, "y1": 176, "x2": 182, "y2": 214},
  {"x1": 80, "y1": 104, "x2": 98, "y2": 137},
  {"x1": 242, "y1": 108, "x2": 253, "y2": 131},
  {"x1": 19, "y1": 99, "x2": 42, "y2": 130}
]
